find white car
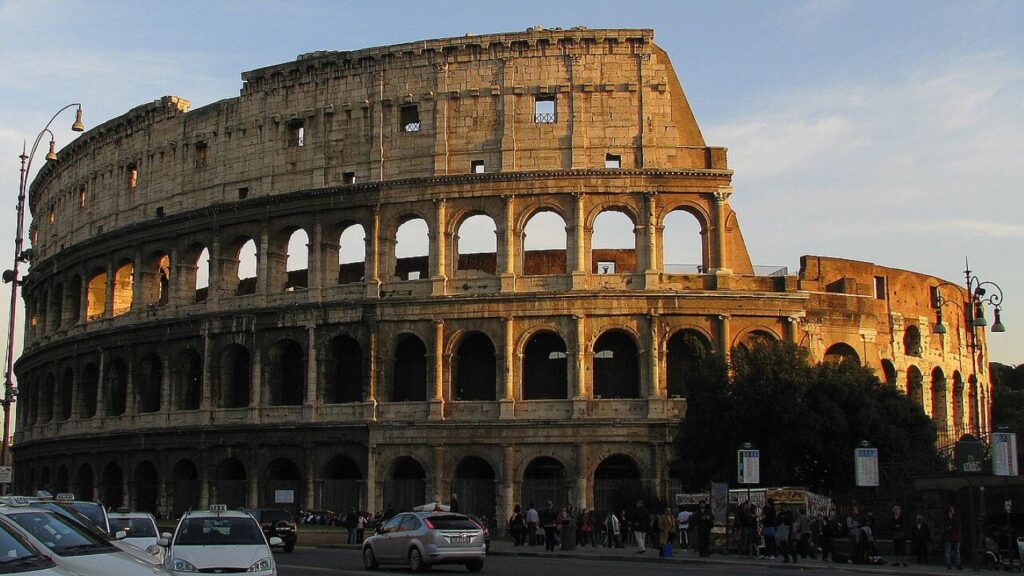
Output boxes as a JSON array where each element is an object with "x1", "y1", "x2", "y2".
[
  {"x1": 0, "y1": 504, "x2": 170, "y2": 576},
  {"x1": 160, "y1": 505, "x2": 280, "y2": 576},
  {"x1": 0, "y1": 513, "x2": 80, "y2": 575},
  {"x1": 109, "y1": 512, "x2": 160, "y2": 550}
]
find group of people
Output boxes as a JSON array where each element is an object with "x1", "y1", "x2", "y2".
[{"x1": 298, "y1": 507, "x2": 382, "y2": 544}]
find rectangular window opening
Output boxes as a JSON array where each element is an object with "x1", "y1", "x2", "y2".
[
  {"x1": 535, "y1": 96, "x2": 556, "y2": 123},
  {"x1": 238, "y1": 187, "x2": 249, "y2": 200},
  {"x1": 874, "y1": 276, "x2": 886, "y2": 300},
  {"x1": 400, "y1": 105, "x2": 421, "y2": 132},
  {"x1": 127, "y1": 164, "x2": 138, "y2": 188},
  {"x1": 605, "y1": 154, "x2": 621, "y2": 169},
  {"x1": 343, "y1": 172, "x2": 356, "y2": 185},
  {"x1": 195, "y1": 142, "x2": 208, "y2": 167},
  {"x1": 288, "y1": 120, "x2": 305, "y2": 147},
  {"x1": 471, "y1": 160, "x2": 485, "y2": 174},
  {"x1": 48, "y1": 207, "x2": 55, "y2": 225},
  {"x1": 78, "y1": 187, "x2": 86, "y2": 208},
  {"x1": 156, "y1": 207, "x2": 165, "y2": 218}
]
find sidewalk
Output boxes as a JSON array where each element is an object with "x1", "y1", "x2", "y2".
[{"x1": 298, "y1": 529, "x2": 985, "y2": 575}]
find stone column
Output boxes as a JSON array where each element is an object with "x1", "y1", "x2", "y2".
[
  {"x1": 431, "y1": 199, "x2": 448, "y2": 296},
  {"x1": 257, "y1": 226, "x2": 272, "y2": 296},
  {"x1": 200, "y1": 326, "x2": 213, "y2": 418},
  {"x1": 250, "y1": 328, "x2": 262, "y2": 420},
  {"x1": 208, "y1": 236, "x2": 222, "y2": 306},
  {"x1": 642, "y1": 192, "x2": 660, "y2": 288},
  {"x1": 365, "y1": 445, "x2": 377, "y2": 512},
  {"x1": 432, "y1": 445, "x2": 446, "y2": 503},
  {"x1": 96, "y1": 348, "x2": 107, "y2": 418},
  {"x1": 124, "y1": 357, "x2": 136, "y2": 416},
  {"x1": 718, "y1": 315, "x2": 731, "y2": 363},
  {"x1": 429, "y1": 320, "x2": 445, "y2": 420},
  {"x1": 199, "y1": 463, "x2": 210, "y2": 508},
  {"x1": 307, "y1": 218, "x2": 323, "y2": 297},
  {"x1": 499, "y1": 195, "x2": 516, "y2": 292},
  {"x1": 247, "y1": 476, "x2": 259, "y2": 508},
  {"x1": 712, "y1": 188, "x2": 733, "y2": 275},
  {"x1": 305, "y1": 455, "x2": 316, "y2": 511},
  {"x1": 576, "y1": 443, "x2": 589, "y2": 510},
  {"x1": 365, "y1": 206, "x2": 381, "y2": 298},
  {"x1": 160, "y1": 354, "x2": 172, "y2": 416},
  {"x1": 499, "y1": 316, "x2": 515, "y2": 419},
  {"x1": 103, "y1": 258, "x2": 115, "y2": 318},
  {"x1": 364, "y1": 325, "x2": 378, "y2": 422},
  {"x1": 305, "y1": 324, "x2": 318, "y2": 419},
  {"x1": 570, "y1": 193, "x2": 587, "y2": 289},
  {"x1": 502, "y1": 445, "x2": 515, "y2": 527},
  {"x1": 571, "y1": 315, "x2": 588, "y2": 418}
]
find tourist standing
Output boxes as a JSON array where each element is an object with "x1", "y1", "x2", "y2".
[
  {"x1": 943, "y1": 505, "x2": 962, "y2": 569},
  {"x1": 605, "y1": 510, "x2": 621, "y2": 548},
  {"x1": 509, "y1": 505, "x2": 526, "y2": 546},
  {"x1": 891, "y1": 505, "x2": 907, "y2": 566},
  {"x1": 633, "y1": 502, "x2": 648, "y2": 553},
  {"x1": 676, "y1": 505, "x2": 692, "y2": 550},
  {"x1": 912, "y1": 513, "x2": 931, "y2": 565},
  {"x1": 525, "y1": 503, "x2": 539, "y2": 546},
  {"x1": 762, "y1": 498, "x2": 778, "y2": 559},
  {"x1": 657, "y1": 507, "x2": 675, "y2": 557},
  {"x1": 541, "y1": 501, "x2": 558, "y2": 551}
]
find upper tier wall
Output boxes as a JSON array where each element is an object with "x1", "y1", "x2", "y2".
[{"x1": 27, "y1": 28, "x2": 726, "y2": 263}]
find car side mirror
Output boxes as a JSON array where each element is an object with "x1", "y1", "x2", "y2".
[
  {"x1": 269, "y1": 536, "x2": 283, "y2": 546},
  {"x1": 115, "y1": 530, "x2": 127, "y2": 540},
  {"x1": 160, "y1": 532, "x2": 172, "y2": 540},
  {"x1": 146, "y1": 544, "x2": 162, "y2": 556},
  {"x1": 156, "y1": 538, "x2": 170, "y2": 547}
]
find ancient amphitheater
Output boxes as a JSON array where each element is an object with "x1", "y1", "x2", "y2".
[{"x1": 13, "y1": 28, "x2": 989, "y2": 521}]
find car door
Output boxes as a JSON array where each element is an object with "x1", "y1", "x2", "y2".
[
  {"x1": 376, "y1": 514, "x2": 405, "y2": 561},
  {"x1": 395, "y1": 514, "x2": 422, "y2": 557}
]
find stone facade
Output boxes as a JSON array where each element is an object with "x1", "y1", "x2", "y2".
[{"x1": 13, "y1": 28, "x2": 988, "y2": 521}]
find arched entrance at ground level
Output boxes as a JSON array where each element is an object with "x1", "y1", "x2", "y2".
[
  {"x1": 593, "y1": 455, "x2": 642, "y2": 515},
  {"x1": 521, "y1": 457, "x2": 567, "y2": 509},
  {"x1": 385, "y1": 458, "x2": 426, "y2": 513},
  {"x1": 907, "y1": 366, "x2": 924, "y2": 408},
  {"x1": 214, "y1": 458, "x2": 247, "y2": 509},
  {"x1": 100, "y1": 462, "x2": 124, "y2": 509},
  {"x1": 172, "y1": 460, "x2": 200, "y2": 517},
  {"x1": 263, "y1": 459, "x2": 303, "y2": 515},
  {"x1": 75, "y1": 464, "x2": 94, "y2": 501},
  {"x1": 133, "y1": 461, "x2": 159, "y2": 514},
  {"x1": 320, "y1": 456, "x2": 361, "y2": 514},
  {"x1": 452, "y1": 457, "x2": 495, "y2": 525}
]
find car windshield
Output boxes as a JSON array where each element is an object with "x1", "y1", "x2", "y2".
[
  {"x1": 175, "y1": 517, "x2": 264, "y2": 546},
  {"x1": 32, "y1": 502, "x2": 107, "y2": 537},
  {"x1": 66, "y1": 503, "x2": 107, "y2": 532},
  {"x1": 110, "y1": 518, "x2": 157, "y2": 537},
  {"x1": 6, "y1": 511, "x2": 114, "y2": 556},
  {"x1": 0, "y1": 521, "x2": 52, "y2": 573},
  {"x1": 428, "y1": 515, "x2": 479, "y2": 530}
]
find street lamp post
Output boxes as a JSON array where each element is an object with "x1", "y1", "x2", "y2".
[
  {"x1": 932, "y1": 258, "x2": 1006, "y2": 436},
  {"x1": 1, "y1": 104, "x2": 85, "y2": 474}
]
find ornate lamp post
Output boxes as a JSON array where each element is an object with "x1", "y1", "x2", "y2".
[
  {"x1": 932, "y1": 258, "x2": 1006, "y2": 436},
  {"x1": 1, "y1": 104, "x2": 85, "y2": 471}
]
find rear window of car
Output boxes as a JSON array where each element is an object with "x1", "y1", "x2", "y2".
[
  {"x1": 260, "y1": 510, "x2": 293, "y2": 524},
  {"x1": 427, "y1": 515, "x2": 479, "y2": 530},
  {"x1": 110, "y1": 518, "x2": 157, "y2": 537},
  {"x1": 67, "y1": 502, "x2": 107, "y2": 531}
]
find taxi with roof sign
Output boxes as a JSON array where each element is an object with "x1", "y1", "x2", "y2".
[{"x1": 156, "y1": 504, "x2": 279, "y2": 576}]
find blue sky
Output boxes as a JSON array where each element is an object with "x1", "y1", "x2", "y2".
[{"x1": 0, "y1": 0, "x2": 1021, "y2": 364}]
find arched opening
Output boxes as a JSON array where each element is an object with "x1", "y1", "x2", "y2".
[
  {"x1": 186, "y1": 244, "x2": 211, "y2": 303},
  {"x1": 36, "y1": 290, "x2": 49, "y2": 335},
  {"x1": 455, "y1": 214, "x2": 497, "y2": 275},
  {"x1": 58, "y1": 367, "x2": 73, "y2": 421},
  {"x1": 320, "y1": 456, "x2": 361, "y2": 514},
  {"x1": 214, "y1": 458, "x2": 247, "y2": 509},
  {"x1": 266, "y1": 339, "x2": 305, "y2": 406},
  {"x1": 522, "y1": 331, "x2": 567, "y2": 400},
  {"x1": 177, "y1": 349, "x2": 203, "y2": 410},
  {"x1": 522, "y1": 210, "x2": 567, "y2": 275},
  {"x1": 392, "y1": 335, "x2": 427, "y2": 402},
  {"x1": 593, "y1": 455, "x2": 643, "y2": 515},
  {"x1": 75, "y1": 464, "x2": 95, "y2": 501},
  {"x1": 665, "y1": 330, "x2": 711, "y2": 398},
  {"x1": 324, "y1": 335, "x2": 363, "y2": 404},
  {"x1": 931, "y1": 367, "x2": 948, "y2": 437},
  {"x1": 454, "y1": 332, "x2": 496, "y2": 401},
  {"x1": 394, "y1": 217, "x2": 429, "y2": 281},
  {"x1": 39, "y1": 467, "x2": 51, "y2": 494},
  {"x1": 386, "y1": 458, "x2": 426, "y2": 513},
  {"x1": 591, "y1": 210, "x2": 636, "y2": 274},
  {"x1": 50, "y1": 283, "x2": 64, "y2": 331},
  {"x1": 171, "y1": 460, "x2": 200, "y2": 518},
  {"x1": 133, "y1": 461, "x2": 159, "y2": 514},
  {"x1": 78, "y1": 363, "x2": 98, "y2": 418},
  {"x1": 662, "y1": 208, "x2": 706, "y2": 273},
  {"x1": 521, "y1": 457, "x2": 566, "y2": 509},
  {"x1": 906, "y1": 365, "x2": 924, "y2": 408},
  {"x1": 142, "y1": 252, "x2": 171, "y2": 307},
  {"x1": 263, "y1": 459, "x2": 303, "y2": 515},
  {"x1": 219, "y1": 344, "x2": 251, "y2": 408},
  {"x1": 100, "y1": 462, "x2": 124, "y2": 509},
  {"x1": 453, "y1": 457, "x2": 496, "y2": 522},
  {"x1": 735, "y1": 329, "x2": 777, "y2": 353},
  {"x1": 112, "y1": 260, "x2": 134, "y2": 316},
  {"x1": 67, "y1": 275, "x2": 82, "y2": 325},
  {"x1": 283, "y1": 228, "x2": 309, "y2": 291},
  {"x1": 823, "y1": 342, "x2": 860, "y2": 365},
  {"x1": 337, "y1": 224, "x2": 366, "y2": 284},
  {"x1": 593, "y1": 330, "x2": 640, "y2": 399},
  {"x1": 40, "y1": 374, "x2": 55, "y2": 423},
  {"x1": 135, "y1": 353, "x2": 162, "y2": 414},
  {"x1": 55, "y1": 465, "x2": 69, "y2": 494},
  {"x1": 952, "y1": 371, "x2": 964, "y2": 436},
  {"x1": 231, "y1": 237, "x2": 258, "y2": 296},
  {"x1": 86, "y1": 269, "x2": 107, "y2": 320},
  {"x1": 881, "y1": 359, "x2": 897, "y2": 386},
  {"x1": 903, "y1": 325, "x2": 923, "y2": 357}
]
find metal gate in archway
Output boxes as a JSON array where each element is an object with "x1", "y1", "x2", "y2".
[
  {"x1": 521, "y1": 479, "x2": 568, "y2": 509},
  {"x1": 214, "y1": 480, "x2": 246, "y2": 508},
  {"x1": 172, "y1": 480, "x2": 200, "y2": 516},
  {"x1": 453, "y1": 479, "x2": 495, "y2": 523},
  {"x1": 319, "y1": 479, "x2": 359, "y2": 514},
  {"x1": 263, "y1": 480, "x2": 303, "y2": 515},
  {"x1": 593, "y1": 478, "x2": 642, "y2": 515},
  {"x1": 385, "y1": 479, "x2": 425, "y2": 513}
]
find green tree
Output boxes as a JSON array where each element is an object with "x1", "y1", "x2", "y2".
[
  {"x1": 992, "y1": 362, "x2": 1024, "y2": 433},
  {"x1": 675, "y1": 340, "x2": 943, "y2": 492}
]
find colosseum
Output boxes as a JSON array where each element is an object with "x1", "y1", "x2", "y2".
[{"x1": 13, "y1": 27, "x2": 990, "y2": 522}]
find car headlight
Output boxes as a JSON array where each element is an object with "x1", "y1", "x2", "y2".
[
  {"x1": 170, "y1": 558, "x2": 197, "y2": 572},
  {"x1": 248, "y1": 557, "x2": 273, "y2": 572}
]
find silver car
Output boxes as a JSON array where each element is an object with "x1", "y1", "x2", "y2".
[{"x1": 362, "y1": 512, "x2": 485, "y2": 572}]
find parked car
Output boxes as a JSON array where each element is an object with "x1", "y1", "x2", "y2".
[
  {"x1": 467, "y1": 515, "x2": 490, "y2": 553},
  {"x1": 109, "y1": 512, "x2": 161, "y2": 550},
  {"x1": 158, "y1": 505, "x2": 280, "y2": 576},
  {"x1": 243, "y1": 508, "x2": 297, "y2": 552},
  {"x1": 362, "y1": 510, "x2": 485, "y2": 572},
  {"x1": 0, "y1": 501, "x2": 169, "y2": 575},
  {"x1": 0, "y1": 512, "x2": 81, "y2": 575},
  {"x1": 25, "y1": 500, "x2": 162, "y2": 566}
]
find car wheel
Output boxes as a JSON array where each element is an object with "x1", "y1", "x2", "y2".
[
  {"x1": 363, "y1": 546, "x2": 379, "y2": 570},
  {"x1": 409, "y1": 547, "x2": 430, "y2": 571},
  {"x1": 466, "y1": 559, "x2": 484, "y2": 572}
]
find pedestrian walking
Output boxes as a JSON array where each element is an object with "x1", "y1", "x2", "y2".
[
  {"x1": 776, "y1": 506, "x2": 797, "y2": 564},
  {"x1": 737, "y1": 500, "x2": 755, "y2": 557},
  {"x1": 943, "y1": 505, "x2": 962, "y2": 569},
  {"x1": 605, "y1": 510, "x2": 622, "y2": 548},
  {"x1": 509, "y1": 504, "x2": 527, "y2": 546},
  {"x1": 633, "y1": 502, "x2": 648, "y2": 553}
]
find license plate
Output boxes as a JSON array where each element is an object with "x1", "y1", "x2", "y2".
[{"x1": 449, "y1": 536, "x2": 470, "y2": 544}]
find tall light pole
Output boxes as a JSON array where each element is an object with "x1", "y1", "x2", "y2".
[
  {"x1": 932, "y1": 258, "x2": 1006, "y2": 436},
  {"x1": 1, "y1": 104, "x2": 85, "y2": 472}
]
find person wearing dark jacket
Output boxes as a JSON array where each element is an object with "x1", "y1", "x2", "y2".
[
  {"x1": 541, "y1": 501, "x2": 559, "y2": 551},
  {"x1": 912, "y1": 513, "x2": 932, "y2": 564},
  {"x1": 891, "y1": 505, "x2": 908, "y2": 566}
]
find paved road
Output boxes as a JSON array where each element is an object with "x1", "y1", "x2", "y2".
[{"x1": 275, "y1": 546, "x2": 963, "y2": 576}]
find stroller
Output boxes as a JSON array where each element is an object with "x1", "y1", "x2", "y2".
[{"x1": 983, "y1": 536, "x2": 1023, "y2": 571}]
